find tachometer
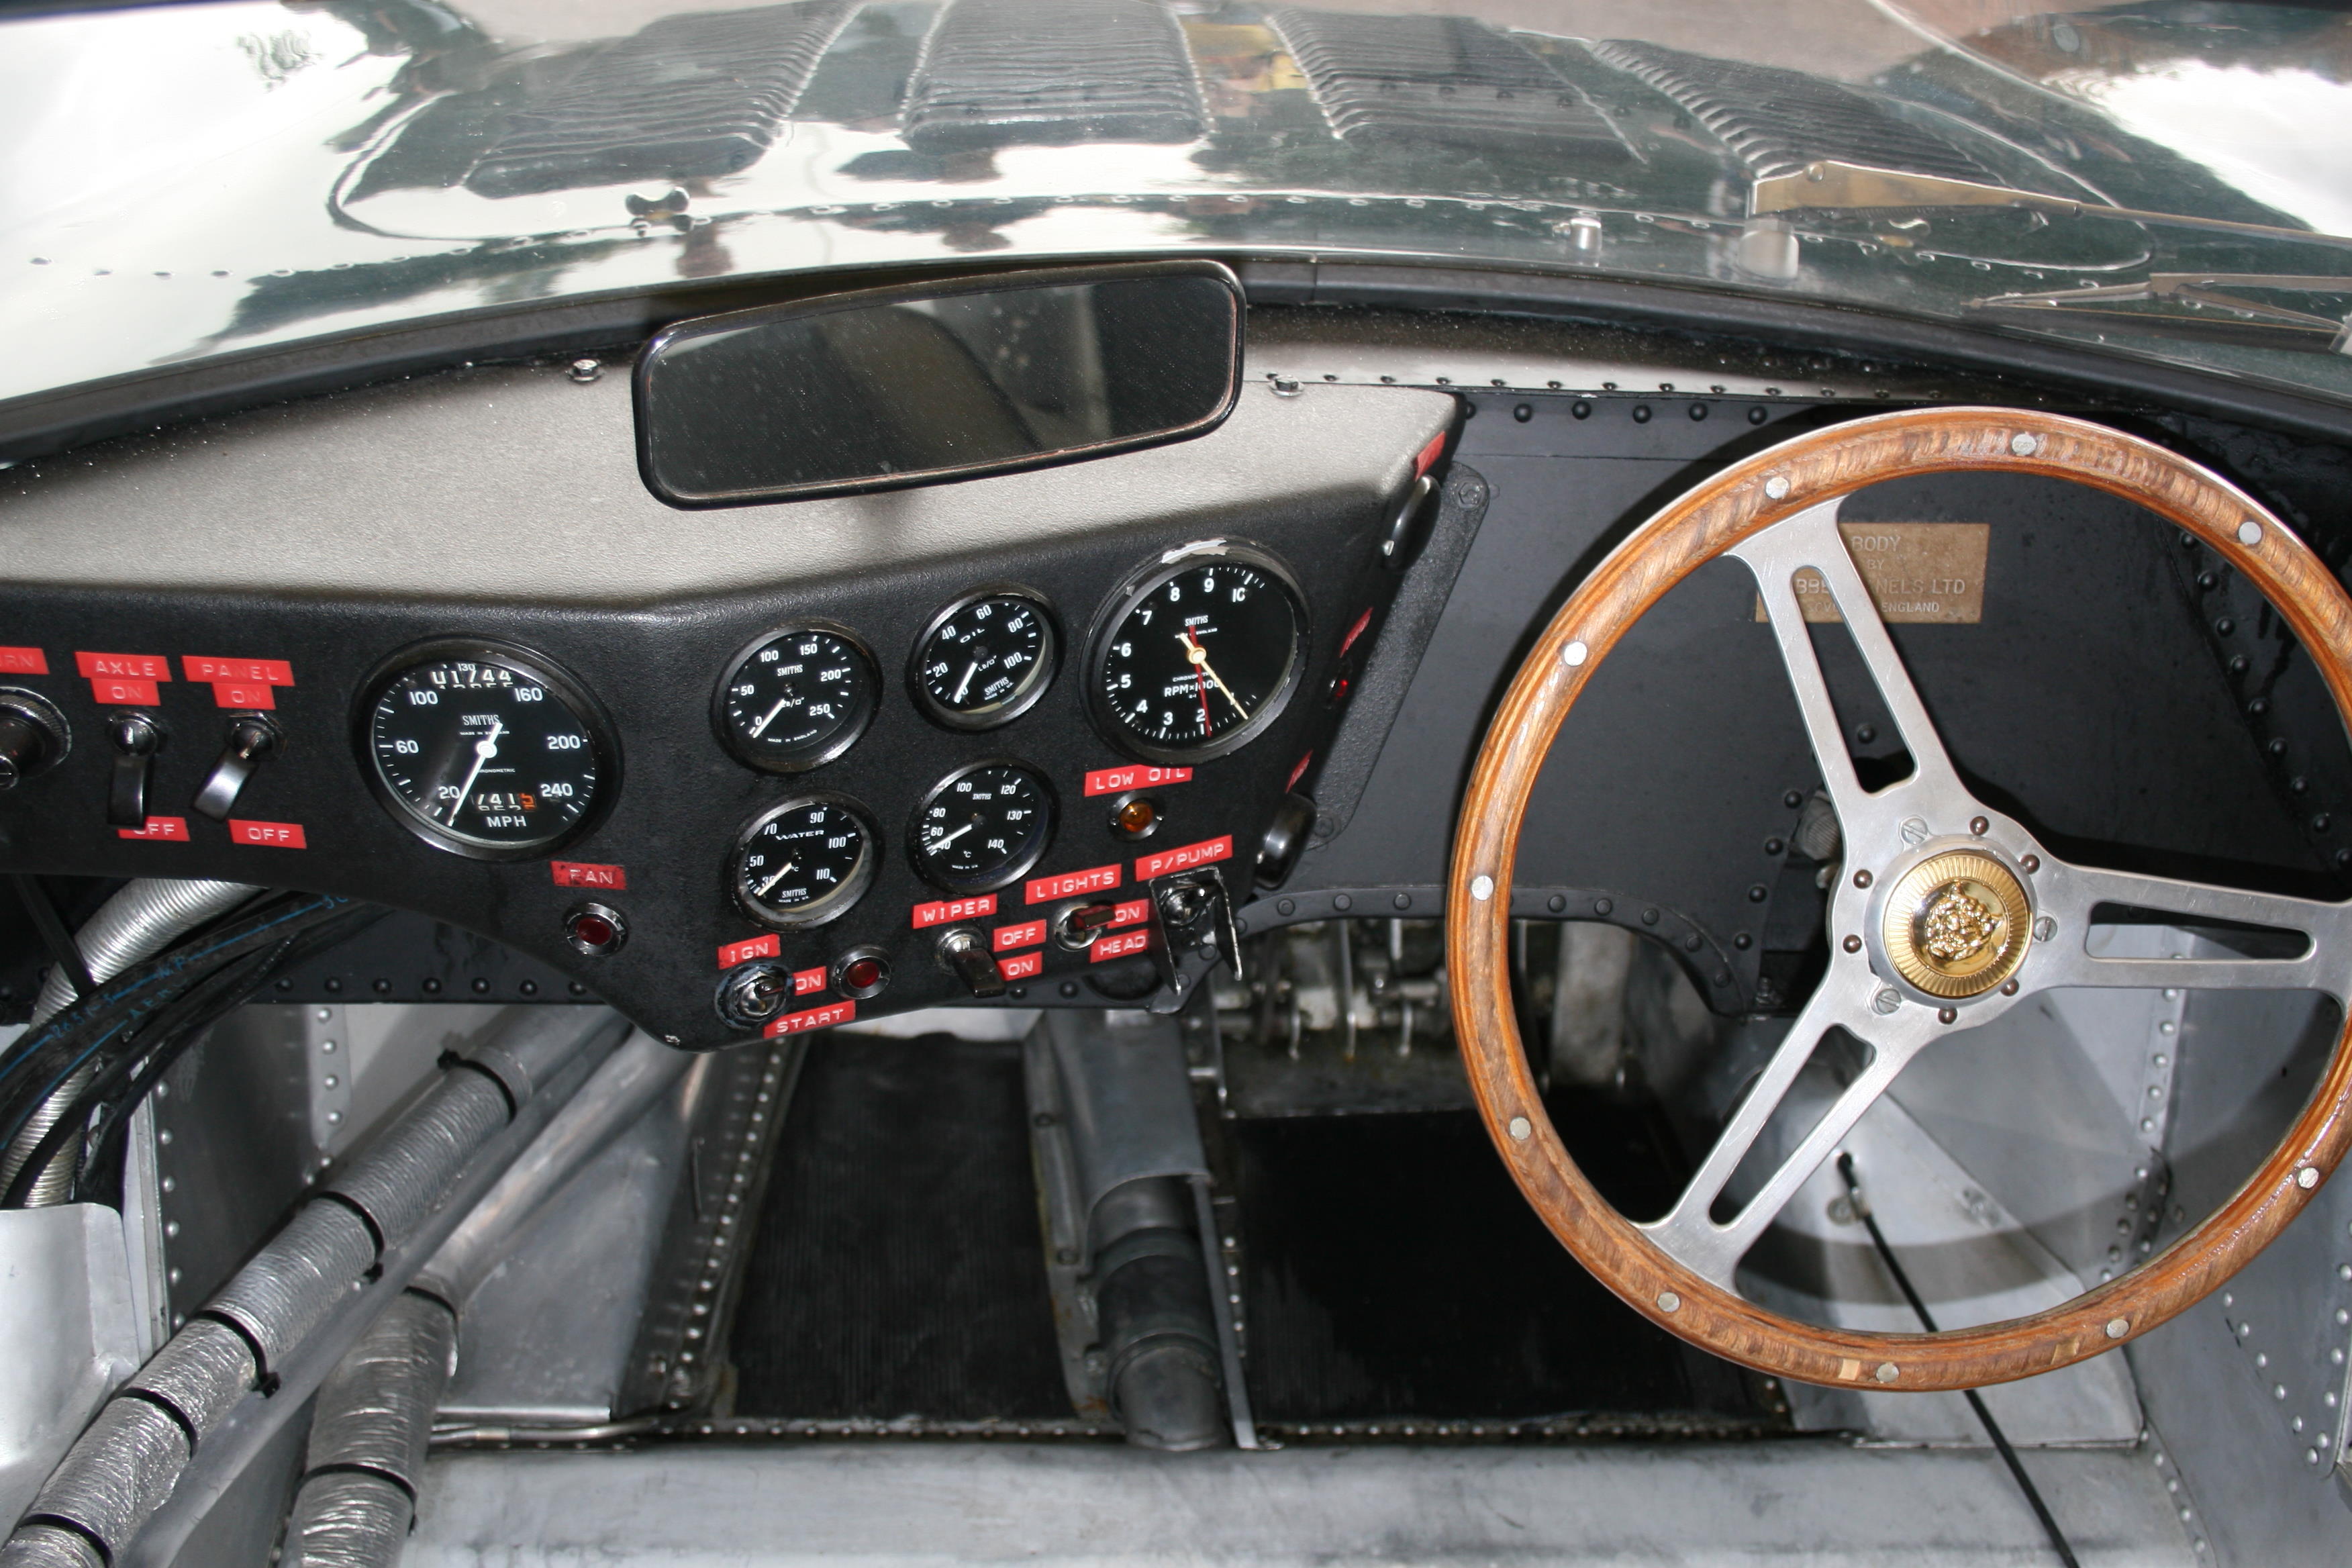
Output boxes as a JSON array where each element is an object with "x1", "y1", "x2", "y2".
[
  {"x1": 910, "y1": 760, "x2": 1056, "y2": 894},
  {"x1": 730, "y1": 795, "x2": 878, "y2": 930},
  {"x1": 1088, "y1": 545, "x2": 1307, "y2": 764},
  {"x1": 714, "y1": 624, "x2": 879, "y2": 773},
  {"x1": 360, "y1": 639, "x2": 615, "y2": 859}
]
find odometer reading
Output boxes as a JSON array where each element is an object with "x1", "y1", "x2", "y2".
[
  {"x1": 1092, "y1": 550, "x2": 1306, "y2": 764},
  {"x1": 716, "y1": 624, "x2": 878, "y2": 773},
  {"x1": 911, "y1": 761, "x2": 1055, "y2": 893},
  {"x1": 364, "y1": 644, "x2": 610, "y2": 857},
  {"x1": 732, "y1": 795, "x2": 877, "y2": 929},
  {"x1": 912, "y1": 590, "x2": 1057, "y2": 729}
]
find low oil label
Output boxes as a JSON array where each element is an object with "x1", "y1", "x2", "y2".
[{"x1": 1755, "y1": 522, "x2": 1990, "y2": 625}]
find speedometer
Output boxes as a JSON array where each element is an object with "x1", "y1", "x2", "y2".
[
  {"x1": 360, "y1": 639, "x2": 616, "y2": 859},
  {"x1": 1088, "y1": 544, "x2": 1307, "y2": 765}
]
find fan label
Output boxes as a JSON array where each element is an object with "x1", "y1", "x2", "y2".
[
  {"x1": 1136, "y1": 836, "x2": 1232, "y2": 881},
  {"x1": 1083, "y1": 765, "x2": 1191, "y2": 797},
  {"x1": 1026, "y1": 864, "x2": 1120, "y2": 903},
  {"x1": 766, "y1": 999, "x2": 854, "y2": 1036},
  {"x1": 1755, "y1": 523, "x2": 1988, "y2": 625},
  {"x1": 551, "y1": 860, "x2": 626, "y2": 890}
]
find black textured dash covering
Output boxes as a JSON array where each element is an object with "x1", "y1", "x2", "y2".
[
  {"x1": 729, "y1": 1033, "x2": 1069, "y2": 1420},
  {"x1": 1230, "y1": 1099, "x2": 1763, "y2": 1423}
]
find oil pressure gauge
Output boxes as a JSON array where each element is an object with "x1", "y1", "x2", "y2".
[
  {"x1": 714, "y1": 623, "x2": 878, "y2": 773},
  {"x1": 910, "y1": 588, "x2": 1058, "y2": 730}
]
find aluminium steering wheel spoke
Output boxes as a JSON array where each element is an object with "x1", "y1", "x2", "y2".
[
  {"x1": 2023, "y1": 857, "x2": 2352, "y2": 1001},
  {"x1": 1733, "y1": 497, "x2": 1977, "y2": 855},
  {"x1": 1639, "y1": 973, "x2": 1938, "y2": 1287}
]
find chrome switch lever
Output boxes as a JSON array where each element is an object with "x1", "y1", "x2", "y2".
[
  {"x1": 106, "y1": 713, "x2": 164, "y2": 828},
  {"x1": 938, "y1": 927, "x2": 1008, "y2": 999},
  {"x1": 193, "y1": 716, "x2": 283, "y2": 821}
]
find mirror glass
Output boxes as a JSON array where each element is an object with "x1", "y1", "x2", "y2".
[{"x1": 638, "y1": 266, "x2": 1242, "y2": 506}]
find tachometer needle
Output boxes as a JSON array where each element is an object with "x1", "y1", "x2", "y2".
[
  {"x1": 1179, "y1": 632, "x2": 1251, "y2": 723},
  {"x1": 444, "y1": 719, "x2": 503, "y2": 824},
  {"x1": 952, "y1": 661, "x2": 979, "y2": 705},
  {"x1": 755, "y1": 859, "x2": 799, "y2": 897},
  {"x1": 749, "y1": 691, "x2": 795, "y2": 739}
]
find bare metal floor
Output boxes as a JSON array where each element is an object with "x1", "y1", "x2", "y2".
[{"x1": 406, "y1": 1439, "x2": 2194, "y2": 1566}]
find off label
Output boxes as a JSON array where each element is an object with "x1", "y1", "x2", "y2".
[
  {"x1": 994, "y1": 920, "x2": 1046, "y2": 952},
  {"x1": 228, "y1": 820, "x2": 306, "y2": 848},
  {"x1": 117, "y1": 816, "x2": 189, "y2": 842}
]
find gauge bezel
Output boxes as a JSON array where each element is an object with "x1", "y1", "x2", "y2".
[
  {"x1": 1084, "y1": 540, "x2": 1310, "y2": 767},
  {"x1": 905, "y1": 585, "x2": 1062, "y2": 733},
  {"x1": 728, "y1": 791, "x2": 880, "y2": 932},
  {"x1": 711, "y1": 620, "x2": 881, "y2": 775},
  {"x1": 353, "y1": 636, "x2": 620, "y2": 863},
  {"x1": 905, "y1": 757, "x2": 1060, "y2": 896}
]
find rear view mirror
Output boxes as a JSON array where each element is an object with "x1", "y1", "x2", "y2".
[{"x1": 635, "y1": 261, "x2": 1244, "y2": 507}]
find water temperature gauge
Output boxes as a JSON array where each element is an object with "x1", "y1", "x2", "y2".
[
  {"x1": 714, "y1": 623, "x2": 878, "y2": 773},
  {"x1": 730, "y1": 794, "x2": 877, "y2": 930}
]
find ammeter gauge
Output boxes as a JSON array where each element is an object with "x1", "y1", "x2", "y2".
[
  {"x1": 360, "y1": 638, "x2": 615, "y2": 859},
  {"x1": 910, "y1": 589, "x2": 1058, "y2": 730},
  {"x1": 909, "y1": 760, "x2": 1056, "y2": 894},
  {"x1": 1088, "y1": 544, "x2": 1307, "y2": 765},
  {"x1": 730, "y1": 794, "x2": 877, "y2": 930},
  {"x1": 714, "y1": 624, "x2": 878, "y2": 773}
]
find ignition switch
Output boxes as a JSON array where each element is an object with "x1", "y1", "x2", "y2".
[{"x1": 716, "y1": 961, "x2": 793, "y2": 1030}]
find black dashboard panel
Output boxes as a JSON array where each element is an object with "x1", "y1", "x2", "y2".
[{"x1": 0, "y1": 368, "x2": 1454, "y2": 1048}]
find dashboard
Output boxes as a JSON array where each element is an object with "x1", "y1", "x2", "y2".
[{"x1": 0, "y1": 359, "x2": 1449, "y2": 1048}]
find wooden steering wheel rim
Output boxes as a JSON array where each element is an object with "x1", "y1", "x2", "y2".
[{"x1": 1446, "y1": 405, "x2": 2352, "y2": 1391}]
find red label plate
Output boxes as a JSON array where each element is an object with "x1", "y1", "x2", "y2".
[
  {"x1": 1091, "y1": 928, "x2": 1152, "y2": 963},
  {"x1": 993, "y1": 919, "x2": 1046, "y2": 953},
  {"x1": 1083, "y1": 764, "x2": 1192, "y2": 798},
  {"x1": 89, "y1": 679, "x2": 160, "y2": 706},
  {"x1": 718, "y1": 934, "x2": 781, "y2": 969},
  {"x1": 765, "y1": 999, "x2": 855, "y2": 1037},
  {"x1": 117, "y1": 816, "x2": 189, "y2": 842},
  {"x1": 1135, "y1": 836, "x2": 1232, "y2": 881},
  {"x1": 912, "y1": 894, "x2": 997, "y2": 929},
  {"x1": 182, "y1": 656, "x2": 294, "y2": 685},
  {"x1": 1338, "y1": 605, "x2": 1374, "y2": 658},
  {"x1": 792, "y1": 966, "x2": 828, "y2": 996},
  {"x1": 1026, "y1": 864, "x2": 1120, "y2": 904},
  {"x1": 0, "y1": 648, "x2": 48, "y2": 675},
  {"x1": 75, "y1": 652, "x2": 170, "y2": 681},
  {"x1": 1110, "y1": 898, "x2": 1150, "y2": 929},
  {"x1": 228, "y1": 819, "x2": 306, "y2": 848},
  {"x1": 551, "y1": 860, "x2": 627, "y2": 890},
  {"x1": 998, "y1": 951, "x2": 1043, "y2": 981},
  {"x1": 210, "y1": 681, "x2": 276, "y2": 710}
]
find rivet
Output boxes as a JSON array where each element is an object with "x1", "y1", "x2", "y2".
[
  {"x1": 1563, "y1": 640, "x2": 1589, "y2": 667},
  {"x1": 2107, "y1": 1317, "x2": 2130, "y2": 1338},
  {"x1": 2010, "y1": 432, "x2": 2039, "y2": 456},
  {"x1": 1937, "y1": 1007, "x2": 1957, "y2": 1024},
  {"x1": 1471, "y1": 875, "x2": 1494, "y2": 901},
  {"x1": 1969, "y1": 816, "x2": 1989, "y2": 835},
  {"x1": 1843, "y1": 935, "x2": 1863, "y2": 953},
  {"x1": 1765, "y1": 476, "x2": 1790, "y2": 499},
  {"x1": 1875, "y1": 1363, "x2": 1899, "y2": 1383},
  {"x1": 2238, "y1": 519, "x2": 2263, "y2": 546},
  {"x1": 1508, "y1": 1116, "x2": 1532, "y2": 1140},
  {"x1": 1853, "y1": 869, "x2": 1873, "y2": 889},
  {"x1": 2000, "y1": 979, "x2": 2019, "y2": 995},
  {"x1": 1657, "y1": 1291, "x2": 1681, "y2": 1313},
  {"x1": 2298, "y1": 1167, "x2": 2320, "y2": 1189},
  {"x1": 2020, "y1": 854, "x2": 2039, "y2": 873}
]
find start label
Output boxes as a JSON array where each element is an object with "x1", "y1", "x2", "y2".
[{"x1": 766, "y1": 999, "x2": 855, "y2": 1037}]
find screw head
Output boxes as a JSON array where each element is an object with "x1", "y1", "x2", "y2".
[
  {"x1": 1872, "y1": 988, "x2": 1902, "y2": 1015},
  {"x1": 2033, "y1": 916, "x2": 2057, "y2": 942},
  {"x1": 568, "y1": 358, "x2": 601, "y2": 383},
  {"x1": 1656, "y1": 1291, "x2": 1681, "y2": 1312},
  {"x1": 1765, "y1": 475, "x2": 1790, "y2": 499},
  {"x1": 2010, "y1": 432, "x2": 2039, "y2": 456}
]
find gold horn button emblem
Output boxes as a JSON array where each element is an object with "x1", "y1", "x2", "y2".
[{"x1": 1881, "y1": 850, "x2": 2032, "y2": 999}]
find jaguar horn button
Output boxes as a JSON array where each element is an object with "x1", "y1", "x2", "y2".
[{"x1": 1881, "y1": 850, "x2": 2033, "y2": 1000}]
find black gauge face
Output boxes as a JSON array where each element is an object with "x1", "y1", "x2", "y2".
[
  {"x1": 363, "y1": 643, "x2": 611, "y2": 859},
  {"x1": 732, "y1": 795, "x2": 877, "y2": 930},
  {"x1": 912, "y1": 590, "x2": 1057, "y2": 730},
  {"x1": 1092, "y1": 550, "x2": 1306, "y2": 764},
  {"x1": 910, "y1": 761, "x2": 1057, "y2": 893},
  {"x1": 715, "y1": 626, "x2": 878, "y2": 773}
]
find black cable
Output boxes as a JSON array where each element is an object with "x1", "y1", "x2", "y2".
[
  {"x1": 9, "y1": 873, "x2": 97, "y2": 999},
  {"x1": 1836, "y1": 1153, "x2": 2080, "y2": 1568}
]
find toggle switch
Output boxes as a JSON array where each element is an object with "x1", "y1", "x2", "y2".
[
  {"x1": 0, "y1": 688, "x2": 70, "y2": 791},
  {"x1": 106, "y1": 712, "x2": 164, "y2": 828},
  {"x1": 1053, "y1": 900, "x2": 1118, "y2": 952},
  {"x1": 193, "y1": 715, "x2": 283, "y2": 821},
  {"x1": 938, "y1": 927, "x2": 1007, "y2": 998}
]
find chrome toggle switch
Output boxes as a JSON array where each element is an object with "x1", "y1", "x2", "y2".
[
  {"x1": 193, "y1": 715, "x2": 283, "y2": 821},
  {"x1": 106, "y1": 712, "x2": 164, "y2": 828}
]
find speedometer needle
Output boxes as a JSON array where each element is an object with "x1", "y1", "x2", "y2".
[
  {"x1": 1179, "y1": 632, "x2": 1251, "y2": 723},
  {"x1": 444, "y1": 719, "x2": 503, "y2": 824}
]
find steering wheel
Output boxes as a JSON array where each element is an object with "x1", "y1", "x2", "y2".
[{"x1": 1447, "y1": 407, "x2": 2352, "y2": 1391}]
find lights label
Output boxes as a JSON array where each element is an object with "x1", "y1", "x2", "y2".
[
  {"x1": 994, "y1": 920, "x2": 1046, "y2": 953},
  {"x1": 718, "y1": 933, "x2": 780, "y2": 970},
  {"x1": 551, "y1": 860, "x2": 627, "y2": 890},
  {"x1": 793, "y1": 966, "x2": 828, "y2": 996},
  {"x1": 1026, "y1": 864, "x2": 1120, "y2": 904},
  {"x1": 912, "y1": 894, "x2": 997, "y2": 929},
  {"x1": 117, "y1": 816, "x2": 188, "y2": 842},
  {"x1": 1135, "y1": 836, "x2": 1232, "y2": 881},
  {"x1": 228, "y1": 819, "x2": 306, "y2": 848},
  {"x1": 1083, "y1": 765, "x2": 1191, "y2": 798},
  {"x1": 766, "y1": 999, "x2": 855, "y2": 1037},
  {"x1": 1091, "y1": 929, "x2": 1151, "y2": 963},
  {"x1": 998, "y1": 952, "x2": 1043, "y2": 981}
]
